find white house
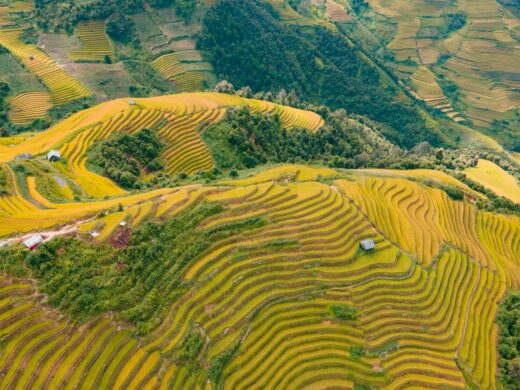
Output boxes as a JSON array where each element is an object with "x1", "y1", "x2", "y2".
[
  {"x1": 47, "y1": 150, "x2": 61, "y2": 162},
  {"x1": 23, "y1": 235, "x2": 43, "y2": 251},
  {"x1": 360, "y1": 239, "x2": 375, "y2": 251}
]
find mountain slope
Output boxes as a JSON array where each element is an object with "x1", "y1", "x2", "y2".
[{"x1": 0, "y1": 164, "x2": 518, "y2": 388}]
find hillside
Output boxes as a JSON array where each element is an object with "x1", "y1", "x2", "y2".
[
  {"x1": 298, "y1": 0, "x2": 520, "y2": 151},
  {"x1": 0, "y1": 160, "x2": 519, "y2": 388},
  {"x1": 0, "y1": 0, "x2": 519, "y2": 389},
  {"x1": 0, "y1": 93, "x2": 517, "y2": 388}
]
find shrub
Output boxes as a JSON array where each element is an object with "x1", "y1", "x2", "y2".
[{"x1": 329, "y1": 304, "x2": 358, "y2": 322}]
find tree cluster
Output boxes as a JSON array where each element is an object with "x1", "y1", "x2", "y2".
[
  {"x1": 0, "y1": 164, "x2": 9, "y2": 195},
  {"x1": 1, "y1": 203, "x2": 267, "y2": 335},
  {"x1": 329, "y1": 304, "x2": 358, "y2": 322},
  {"x1": 34, "y1": 0, "x2": 198, "y2": 32},
  {"x1": 34, "y1": 0, "x2": 143, "y2": 32},
  {"x1": 443, "y1": 13, "x2": 467, "y2": 33},
  {"x1": 497, "y1": 292, "x2": 520, "y2": 389},
  {"x1": 0, "y1": 82, "x2": 10, "y2": 133},
  {"x1": 148, "y1": 0, "x2": 198, "y2": 19},
  {"x1": 87, "y1": 128, "x2": 164, "y2": 189},
  {"x1": 202, "y1": 107, "x2": 366, "y2": 170}
]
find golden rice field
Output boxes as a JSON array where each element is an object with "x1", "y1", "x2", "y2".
[
  {"x1": 0, "y1": 163, "x2": 518, "y2": 389},
  {"x1": 8, "y1": 91, "x2": 53, "y2": 125},
  {"x1": 68, "y1": 20, "x2": 115, "y2": 62},
  {"x1": 152, "y1": 53, "x2": 212, "y2": 92},
  {"x1": 0, "y1": 29, "x2": 92, "y2": 104},
  {"x1": 464, "y1": 159, "x2": 520, "y2": 204},
  {"x1": 0, "y1": 93, "x2": 323, "y2": 197}
]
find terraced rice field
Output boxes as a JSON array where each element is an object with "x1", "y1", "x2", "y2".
[
  {"x1": 464, "y1": 159, "x2": 520, "y2": 203},
  {"x1": 152, "y1": 53, "x2": 212, "y2": 92},
  {"x1": 68, "y1": 20, "x2": 115, "y2": 62},
  {"x1": 0, "y1": 29, "x2": 91, "y2": 104},
  {"x1": 0, "y1": 1, "x2": 32, "y2": 27},
  {"x1": 0, "y1": 93, "x2": 323, "y2": 197},
  {"x1": 8, "y1": 91, "x2": 52, "y2": 125},
  {"x1": 367, "y1": 0, "x2": 520, "y2": 126},
  {"x1": 0, "y1": 164, "x2": 518, "y2": 388}
]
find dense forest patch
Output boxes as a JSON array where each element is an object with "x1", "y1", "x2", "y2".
[
  {"x1": 497, "y1": 291, "x2": 520, "y2": 389},
  {"x1": 198, "y1": 0, "x2": 442, "y2": 149},
  {"x1": 87, "y1": 128, "x2": 164, "y2": 189},
  {"x1": 202, "y1": 107, "x2": 365, "y2": 169},
  {"x1": 34, "y1": 0, "x2": 198, "y2": 32}
]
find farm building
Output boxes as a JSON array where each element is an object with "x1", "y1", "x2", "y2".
[
  {"x1": 128, "y1": 100, "x2": 137, "y2": 106},
  {"x1": 23, "y1": 235, "x2": 43, "y2": 251},
  {"x1": 15, "y1": 153, "x2": 32, "y2": 160},
  {"x1": 47, "y1": 150, "x2": 61, "y2": 162},
  {"x1": 360, "y1": 239, "x2": 375, "y2": 251}
]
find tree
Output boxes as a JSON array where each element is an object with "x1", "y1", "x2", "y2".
[
  {"x1": 107, "y1": 13, "x2": 135, "y2": 43},
  {"x1": 214, "y1": 80, "x2": 235, "y2": 94},
  {"x1": 236, "y1": 86, "x2": 253, "y2": 98}
]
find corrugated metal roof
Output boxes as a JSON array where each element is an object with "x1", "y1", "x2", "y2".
[
  {"x1": 23, "y1": 235, "x2": 43, "y2": 248},
  {"x1": 360, "y1": 239, "x2": 375, "y2": 250},
  {"x1": 47, "y1": 150, "x2": 61, "y2": 160}
]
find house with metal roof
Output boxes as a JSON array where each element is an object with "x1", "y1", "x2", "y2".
[
  {"x1": 23, "y1": 235, "x2": 43, "y2": 251},
  {"x1": 15, "y1": 153, "x2": 32, "y2": 160},
  {"x1": 47, "y1": 150, "x2": 61, "y2": 162},
  {"x1": 360, "y1": 239, "x2": 375, "y2": 251}
]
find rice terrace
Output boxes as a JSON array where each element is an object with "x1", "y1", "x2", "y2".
[{"x1": 0, "y1": 0, "x2": 519, "y2": 389}]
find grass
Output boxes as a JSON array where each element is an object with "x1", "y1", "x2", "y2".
[{"x1": 0, "y1": 52, "x2": 45, "y2": 96}]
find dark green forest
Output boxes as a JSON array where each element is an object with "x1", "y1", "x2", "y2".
[
  {"x1": 0, "y1": 81, "x2": 10, "y2": 132},
  {"x1": 87, "y1": 128, "x2": 164, "y2": 189},
  {"x1": 202, "y1": 107, "x2": 366, "y2": 170},
  {"x1": 497, "y1": 291, "x2": 520, "y2": 389},
  {"x1": 34, "y1": 0, "x2": 197, "y2": 32},
  {"x1": 198, "y1": 0, "x2": 442, "y2": 149}
]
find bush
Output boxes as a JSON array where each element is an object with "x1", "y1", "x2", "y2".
[
  {"x1": 349, "y1": 344, "x2": 365, "y2": 361},
  {"x1": 440, "y1": 185, "x2": 464, "y2": 201},
  {"x1": 329, "y1": 304, "x2": 358, "y2": 322},
  {"x1": 107, "y1": 13, "x2": 135, "y2": 43}
]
